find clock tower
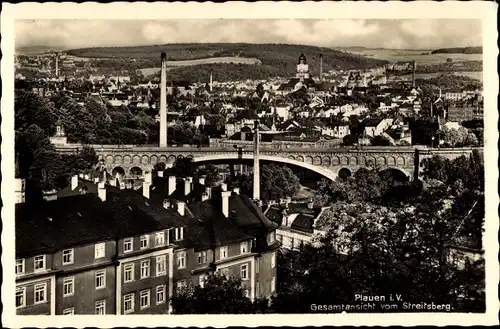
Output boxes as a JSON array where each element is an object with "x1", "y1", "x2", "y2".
[{"x1": 296, "y1": 53, "x2": 310, "y2": 81}]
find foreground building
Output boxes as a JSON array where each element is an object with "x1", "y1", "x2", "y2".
[{"x1": 15, "y1": 171, "x2": 280, "y2": 315}]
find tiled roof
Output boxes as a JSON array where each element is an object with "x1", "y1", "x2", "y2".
[
  {"x1": 187, "y1": 200, "x2": 252, "y2": 250},
  {"x1": 16, "y1": 187, "x2": 185, "y2": 258},
  {"x1": 290, "y1": 213, "x2": 315, "y2": 234},
  {"x1": 228, "y1": 193, "x2": 278, "y2": 234}
]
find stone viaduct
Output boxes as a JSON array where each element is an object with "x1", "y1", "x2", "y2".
[{"x1": 55, "y1": 144, "x2": 477, "y2": 182}]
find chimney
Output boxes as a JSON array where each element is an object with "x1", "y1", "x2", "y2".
[
  {"x1": 176, "y1": 201, "x2": 185, "y2": 216},
  {"x1": 205, "y1": 186, "x2": 212, "y2": 199},
  {"x1": 233, "y1": 188, "x2": 240, "y2": 195},
  {"x1": 412, "y1": 60, "x2": 416, "y2": 88},
  {"x1": 201, "y1": 192, "x2": 209, "y2": 202},
  {"x1": 210, "y1": 72, "x2": 213, "y2": 92},
  {"x1": 163, "y1": 199, "x2": 171, "y2": 209},
  {"x1": 158, "y1": 170, "x2": 164, "y2": 178},
  {"x1": 71, "y1": 175, "x2": 78, "y2": 190},
  {"x1": 184, "y1": 177, "x2": 193, "y2": 196},
  {"x1": 98, "y1": 181, "x2": 106, "y2": 202},
  {"x1": 159, "y1": 52, "x2": 168, "y2": 147},
  {"x1": 143, "y1": 181, "x2": 151, "y2": 199},
  {"x1": 221, "y1": 191, "x2": 231, "y2": 218},
  {"x1": 221, "y1": 183, "x2": 228, "y2": 192},
  {"x1": 199, "y1": 176, "x2": 206, "y2": 186},
  {"x1": 144, "y1": 171, "x2": 152, "y2": 184},
  {"x1": 319, "y1": 54, "x2": 323, "y2": 82},
  {"x1": 168, "y1": 176, "x2": 176, "y2": 195},
  {"x1": 253, "y1": 121, "x2": 260, "y2": 200}
]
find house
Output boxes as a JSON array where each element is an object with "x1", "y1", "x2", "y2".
[
  {"x1": 364, "y1": 118, "x2": 394, "y2": 137},
  {"x1": 15, "y1": 172, "x2": 280, "y2": 315}
]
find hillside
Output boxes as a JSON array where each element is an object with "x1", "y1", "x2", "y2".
[
  {"x1": 66, "y1": 43, "x2": 387, "y2": 82},
  {"x1": 431, "y1": 46, "x2": 482, "y2": 54}
]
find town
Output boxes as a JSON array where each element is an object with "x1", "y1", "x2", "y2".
[{"x1": 15, "y1": 42, "x2": 485, "y2": 315}]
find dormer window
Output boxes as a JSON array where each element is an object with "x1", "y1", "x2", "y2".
[
  {"x1": 174, "y1": 227, "x2": 184, "y2": 241},
  {"x1": 123, "y1": 238, "x2": 133, "y2": 253},
  {"x1": 155, "y1": 232, "x2": 165, "y2": 246},
  {"x1": 16, "y1": 259, "x2": 25, "y2": 275},
  {"x1": 34, "y1": 255, "x2": 46, "y2": 272}
]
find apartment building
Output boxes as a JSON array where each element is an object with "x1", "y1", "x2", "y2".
[{"x1": 15, "y1": 170, "x2": 280, "y2": 315}]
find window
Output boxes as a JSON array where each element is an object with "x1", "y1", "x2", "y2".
[
  {"x1": 140, "y1": 260, "x2": 150, "y2": 279},
  {"x1": 155, "y1": 232, "x2": 165, "y2": 246},
  {"x1": 63, "y1": 277, "x2": 74, "y2": 296},
  {"x1": 240, "y1": 241, "x2": 248, "y2": 254},
  {"x1": 62, "y1": 308, "x2": 74, "y2": 315},
  {"x1": 256, "y1": 259, "x2": 260, "y2": 274},
  {"x1": 174, "y1": 227, "x2": 184, "y2": 241},
  {"x1": 220, "y1": 246, "x2": 228, "y2": 260},
  {"x1": 16, "y1": 259, "x2": 25, "y2": 275},
  {"x1": 271, "y1": 252, "x2": 276, "y2": 268},
  {"x1": 140, "y1": 235, "x2": 149, "y2": 249},
  {"x1": 16, "y1": 287, "x2": 25, "y2": 308},
  {"x1": 34, "y1": 255, "x2": 46, "y2": 272},
  {"x1": 62, "y1": 249, "x2": 74, "y2": 265},
  {"x1": 240, "y1": 264, "x2": 248, "y2": 280},
  {"x1": 256, "y1": 282, "x2": 260, "y2": 297},
  {"x1": 95, "y1": 243, "x2": 105, "y2": 259},
  {"x1": 124, "y1": 293, "x2": 134, "y2": 314},
  {"x1": 34, "y1": 283, "x2": 47, "y2": 303},
  {"x1": 95, "y1": 300, "x2": 106, "y2": 315},
  {"x1": 156, "y1": 285, "x2": 166, "y2": 305},
  {"x1": 156, "y1": 255, "x2": 166, "y2": 276},
  {"x1": 176, "y1": 280, "x2": 187, "y2": 292},
  {"x1": 123, "y1": 238, "x2": 133, "y2": 253},
  {"x1": 140, "y1": 290, "x2": 150, "y2": 309},
  {"x1": 271, "y1": 277, "x2": 276, "y2": 293},
  {"x1": 124, "y1": 264, "x2": 134, "y2": 283},
  {"x1": 176, "y1": 251, "x2": 186, "y2": 269},
  {"x1": 95, "y1": 270, "x2": 106, "y2": 289},
  {"x1": 197, "y1": 251, "x2": 207, "y2": 264}
]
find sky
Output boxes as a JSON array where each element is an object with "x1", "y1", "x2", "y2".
[{"x1": 15, "y1": 19, "x2": 482, "y2": 50}]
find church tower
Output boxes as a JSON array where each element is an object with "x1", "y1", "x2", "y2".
[{"x1": 296, "y1": 53, "x2": 310, "y2": 81}]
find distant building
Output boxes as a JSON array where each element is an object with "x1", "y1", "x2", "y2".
[{"x1": 447, "y1": 97, "x2": 484, "y2": 122}]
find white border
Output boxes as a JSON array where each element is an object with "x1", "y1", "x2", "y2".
[{"x1": 2, "y1": 1, "x2": 498, "y2": 327}]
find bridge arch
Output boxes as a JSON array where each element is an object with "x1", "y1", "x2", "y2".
[
  {"x1": 338, "y1": 167, "x2": 352, "y2": 179},
  {"x1": 112, "y1": 166, "x2": 126, "y2": 178},
  {"x1": 379, "y1": 167, "x2": 410, "y2": 182},
  {"x1": 130, "y1": 167, "x2": 143, "y2": 177},
  {"x1": 191, "y1": 154, "x2": 338, "y2": 181}
]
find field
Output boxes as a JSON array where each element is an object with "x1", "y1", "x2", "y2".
[
  {"x1": 138, "y1": 56, "x2": 261, "y2": 76},
  {"x1": 337, "y1": 48, "x2": 482, "y2": 64}
]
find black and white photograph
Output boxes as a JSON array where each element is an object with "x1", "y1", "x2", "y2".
[{"x1": 2, "y1": 1, "x2": 498, "y2": 327}]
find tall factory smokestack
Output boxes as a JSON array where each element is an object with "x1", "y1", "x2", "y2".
[
  {"x1": 210, "y1": 72, "x2": 213, "y2": 92},
  {"x1": 159, "y1": 52, "x2": 168, "y2": 147},
  {"x1": 319, "y1": 54, "x2": 323, "y2": 82},
  {"x1": 412, "y1": 60, "x2": 416, "y2": 88},
  {"x1": 55, "y1": 54, "x2": 59, "y2": 77},
  {"x1": 253, "y1": 121, "x2": 260, "y2": 201}
]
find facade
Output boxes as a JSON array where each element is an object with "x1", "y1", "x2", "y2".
[
  {"x1": 447, "y1": 98, "x2": 484, "y2": 122},
  {"x1": 15, "y1": 171, "x2": 280, "y2": 315}
]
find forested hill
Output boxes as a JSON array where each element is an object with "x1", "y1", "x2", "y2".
[
  {"x1": 66, "y1": 43, "x2": 386, "y2": 81},
  {"x1": 431, "y1": 46, "x2": 482, "y2": 54}
]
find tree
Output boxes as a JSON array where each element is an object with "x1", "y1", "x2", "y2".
[
  {"x1": 195, "y1": 164, "x2": 221, "y2": 187},
  {"x1": 171, "y1": 273, "x2": 266, "y2": 314},
  {"x1": 371, "y1": 135, "x2": 392, "y2": 146}
]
